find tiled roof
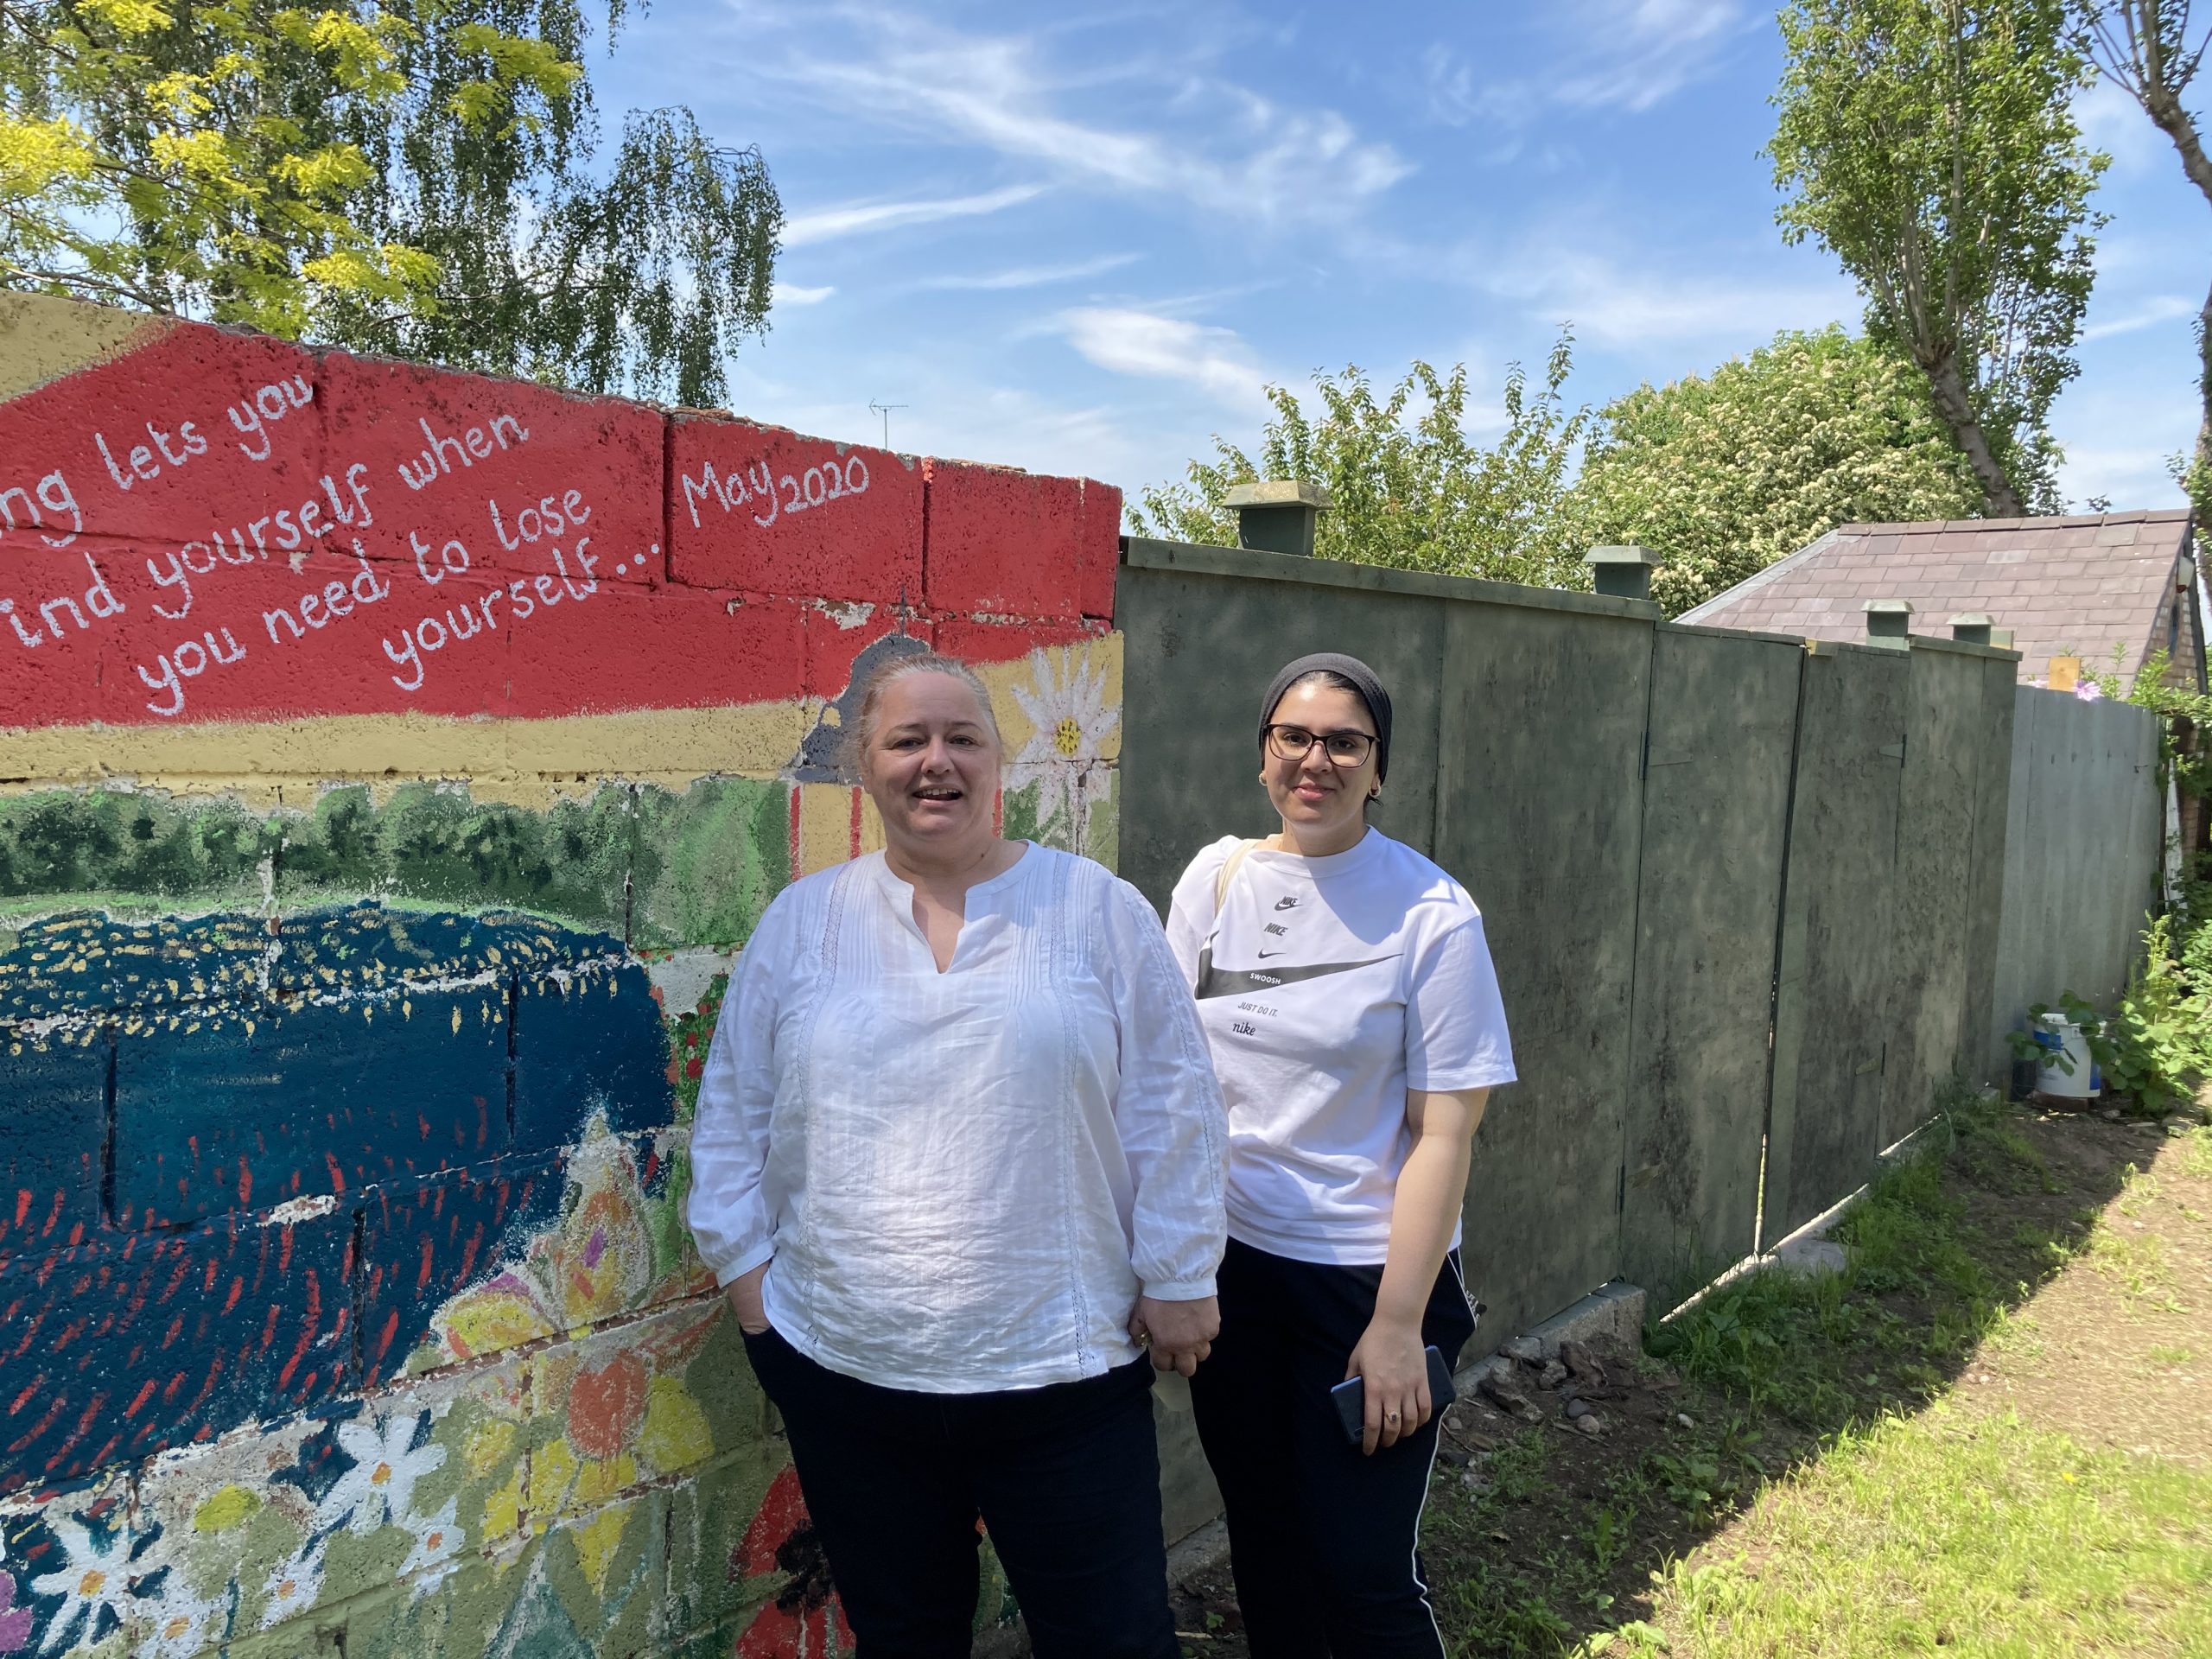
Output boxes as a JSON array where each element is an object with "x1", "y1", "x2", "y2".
[{"x1": 1677, "y1": 511, "x2": 2196, "y2": 683}]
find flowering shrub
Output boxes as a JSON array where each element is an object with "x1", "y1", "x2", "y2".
[{"x1": 1571, "y1": 327, "x2": 1982, "y2": 615}]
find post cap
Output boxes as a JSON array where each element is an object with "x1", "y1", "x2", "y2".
[
  {"x1": 1223, "y1": 478, "x2": 1329, "y2": 557},
  {"x1": 1223, "y1": 480, "x2": 1331, "y2": 511},
  {"x1": 1863, "y1": 597, "x2": 1912, "y2": 647},
  {"x1": 1583, "y1": 544, "x2": 1660, "y2": 601}
]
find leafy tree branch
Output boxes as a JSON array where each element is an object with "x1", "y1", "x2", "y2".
[
  {"x1": 2082, "y1": 0, "x2": 2212, "y2": 521},
  {"x1": 1, "y1": 0, "x2": 782, "y2": 404},
  {"x1": 1770, "y1": 0, "x2": 2108, "y2": 518}
]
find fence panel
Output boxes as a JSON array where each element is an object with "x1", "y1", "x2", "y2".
[
  {"x1": 1114, "y1": 541, "x2": 1448, "y2": 912},
  {"x1": 1958, "y1": 655, "x2": 2020, "y2": 1081},
  {"x1": 1765, "y1": 642, "x2": 1909, "y2": 1242},
  {"x1": 1435, "y1": 601, "x2": 1653, "y2": 1343},
  {"x1": 1881, "y1": 643, "x2": 1992, "y2": 1143},
  {"x1": 1618, "y1": 625, "x2": 1802, "y2": 1312},
  {"x1": 1988, "y1": 687, "x2": 2163, "y2": 1067}
]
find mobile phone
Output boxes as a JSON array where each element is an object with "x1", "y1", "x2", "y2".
[{"x1": 1330, "y1": 1345, "x2": 1458, "y2": 1447}]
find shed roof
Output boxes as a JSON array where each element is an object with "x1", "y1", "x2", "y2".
[{"x1": 1676, "y1": 511, "x2": 2196, "y2": 683}]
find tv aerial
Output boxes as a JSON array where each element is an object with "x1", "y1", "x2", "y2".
[{"x1": 868, "y1": 401, "x2": 909, "y2": 449}]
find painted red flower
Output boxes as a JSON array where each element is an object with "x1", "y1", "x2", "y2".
[
  {"x1": 567, "y1": 1354, "x2": 648, "y2": 1462},
  {"x1": 733, "y1": 1465, "x2": 854, "y2": 1656}
]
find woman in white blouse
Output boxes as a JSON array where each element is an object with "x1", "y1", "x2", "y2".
[{"x1": 688, "y1": 651, "x2": 1227, "y2": 1659}]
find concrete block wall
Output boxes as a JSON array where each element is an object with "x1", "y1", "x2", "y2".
[{"x1": 0, "y1": 293, "x2": 1122, "y2": 1658}]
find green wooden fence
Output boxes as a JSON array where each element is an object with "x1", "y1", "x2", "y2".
[{"x1": 1116, "y1": 537, "x2": 2022, "y2": 1336}]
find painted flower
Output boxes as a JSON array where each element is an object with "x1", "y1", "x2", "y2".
[
  {"x1": 429, "y1": 1111, "x2": 665, "y2": 1366},
  {"x1": 398, "y1": 1496, "x2": 464, "y2": 1591},
  {"x1": 27, "y1": 1516, "x2": 134, "y2": 1656},
  {"x1": 527, "y1": 1306, "x2": 720, "y2": 1522},
  {"x1": 0, "y1": 1572, "x2": 31, "y2": 1654},
  {"x1": 135, "y1": 1570, "x2": 223, "y2": 1659},
  {"x1": 316, "y1": 1410, "x2": 445, "y2": 1535},
  {"x1": 1007, "y1": 646, "x2": 1117, "y2": 852},
  {"x1": 258, "y1": 1540, "x2": 323, "y2": 1630}
]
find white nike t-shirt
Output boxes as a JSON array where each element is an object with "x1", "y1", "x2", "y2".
[{"x1": 1166, "y1": 828, "x2": 1516, "y2": 1265}]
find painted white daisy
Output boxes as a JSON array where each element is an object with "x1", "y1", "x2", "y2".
[
  {"x1": 258, "y1": 1540, "x2": 323, "y2": 1629},
  {"x1": 315, "y1": 1410, "x2": 445, "y2": 1535},
  {"x1": 27, "y1": 1515, "x2": 134, "y2": 1656},
  {"x1": 1007, "y1": 646, "x2": 1118, "y2": 852},
  {"x1": 397, "y1": 1495, "x2": 464, "y2": 1584},
  {"x1": 137, "y1": 1570, "x2": 224, "y2": 1659}
]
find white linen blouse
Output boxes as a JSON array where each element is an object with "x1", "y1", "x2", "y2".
[{"x1": 686, "y1": 843, "x2": 1229, "y2": 1393}]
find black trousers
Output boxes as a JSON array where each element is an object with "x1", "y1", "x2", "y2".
[
  {"x1": 741, "y1": 1326, "x2": 1179, "y2": 1659},
  {"x1": 1189, "y1": 1238, "x2": 1478, "y2": 1658}
]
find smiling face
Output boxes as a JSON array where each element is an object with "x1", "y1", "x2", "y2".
[
  {"x1": 859, "y1": 670, "x2": 1003, "y2": 860},
  {"x1": 1262, "y1": 677, "x2": 1378, "y2": 855}
]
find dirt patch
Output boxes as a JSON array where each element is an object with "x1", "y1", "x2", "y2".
[{"x1": 1952, "y1": 1116, "x2": 2212, "y2": 1468}]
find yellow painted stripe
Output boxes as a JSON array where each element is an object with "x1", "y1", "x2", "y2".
[
  {"x1": 0, "y1": 294, "x2": 167, "y2": 403},
  {"x1": 0, "y1": 702, "x2": 812, "y2": 809}
]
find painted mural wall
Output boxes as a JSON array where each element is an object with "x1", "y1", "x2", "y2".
[{"x1": 0, "y1": 293, "x2": 1122, "y2": 1658}]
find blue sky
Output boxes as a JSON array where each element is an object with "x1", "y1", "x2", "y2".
[{"x1": 597, "y1": 0, "x2": 2209, "y2": 515}]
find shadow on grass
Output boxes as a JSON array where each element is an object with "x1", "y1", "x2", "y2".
[{"x1": 1413, "y1": 1089, "x2": 2161, "y2": 1658}]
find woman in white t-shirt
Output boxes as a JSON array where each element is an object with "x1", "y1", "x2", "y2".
[
  {"x1": 1166, "y1": 652, "x2": 1516, "y2": 1659},
  {"x1": 688, "y1": 652, "x2": 1228, "y2": 1659}
]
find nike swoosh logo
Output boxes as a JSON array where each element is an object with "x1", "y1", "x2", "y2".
[
  {"x1": 1195, "y1": 945, "x2": 1402, "y2": 999},
  {"x1": 1274, "y1": 897, "x2": 1300, "y2": 910},
  {"x1": 1257, "y1": 950, "x2": 1284, "y2": 959}
]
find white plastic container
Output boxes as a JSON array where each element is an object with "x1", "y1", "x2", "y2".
[{"x1": 2035, "y1": 1014, "x2": 2096, "y2": 1099}]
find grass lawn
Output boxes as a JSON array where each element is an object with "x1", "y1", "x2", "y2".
[
  {"x1": 1603, "y1": 1402, "x2": 2212, "y2": 1656},
  {"x1": 1173, "y1": 1096, "x2": 2212, "y2": 1657}
]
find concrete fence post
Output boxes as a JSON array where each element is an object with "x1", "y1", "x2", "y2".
[
  {"x1": 1864, "y1": 598, "x2": 1913, "y2": 648},
  {"x1": 1222, "y1": 480, "x2": 1330, "y2": 557},
  {"x1": 1584, "y1": 544, "x2": 1660, "y2": 601}
]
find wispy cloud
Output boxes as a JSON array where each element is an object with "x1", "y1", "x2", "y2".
[
  {"x1": 742, "y1": 3, "x2": 1410, "y2": 226},
  {"x1": 2077, "y1": 74, "x2": 2172, "y2": 176},
  {"x1": 2084, "y1": 294, "x2": 2200, "y2": 340},
  {"x1": 1427, "y1": 0, "x2": 1750, "y2": 130},
  {"x1": 920, "y1": 253, "x2": 1141, "y2": 291},
  {"x1": 1057, "y1": 308, "x2": 1270, "y2": 410},
  {"x1": 1471, "y1": 240, "x2": 1856, "y2": 346},
  {"x1": 781, "y1": 184, "x2": 1048, "y2": 248},
  {"x1": 774, "y1": 282, "x2": 837, "y2": 306},
  {"x1": 2051, "y1": 384, "x2": 2197, "y2": 509}
]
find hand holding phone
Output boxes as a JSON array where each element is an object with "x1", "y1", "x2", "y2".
[{"x1": 1330, "y1": 1345, "x2": 1457, "y2": 1451}]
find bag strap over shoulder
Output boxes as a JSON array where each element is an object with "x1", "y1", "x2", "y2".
[{"x1": 1213, "y1": 838, "x2": 1262, "y2": 909}]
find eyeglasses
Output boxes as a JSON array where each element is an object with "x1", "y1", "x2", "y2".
[{"x1": 1265, "y1": 723, "x2": 1377, "y2": 766}]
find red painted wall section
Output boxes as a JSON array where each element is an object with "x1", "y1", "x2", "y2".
[{"x1": 0, "y1": 308, "x2": 1119, "y2": 734}]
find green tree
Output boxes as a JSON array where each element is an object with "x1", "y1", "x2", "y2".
[
  {"x1": 1570, "y1": 327, "x2": 1983, "y2": 614},
  {"x1": 2081, "y1": 1, "x2": 2212, "y2": 522},
  {"x1": 1770, "y1": 0, "x2": 2107, "y2": 518},
  {"x1": 1, "y1": 0, "x2": 779, "y2": 404},
  {"x1": 1130, "y1": 333, "x2": 1594, "y2": 589}
]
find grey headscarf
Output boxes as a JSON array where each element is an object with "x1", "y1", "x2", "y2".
[{"x1": 1257, "y1": 652, "x2": 1393, "y2": 784}]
